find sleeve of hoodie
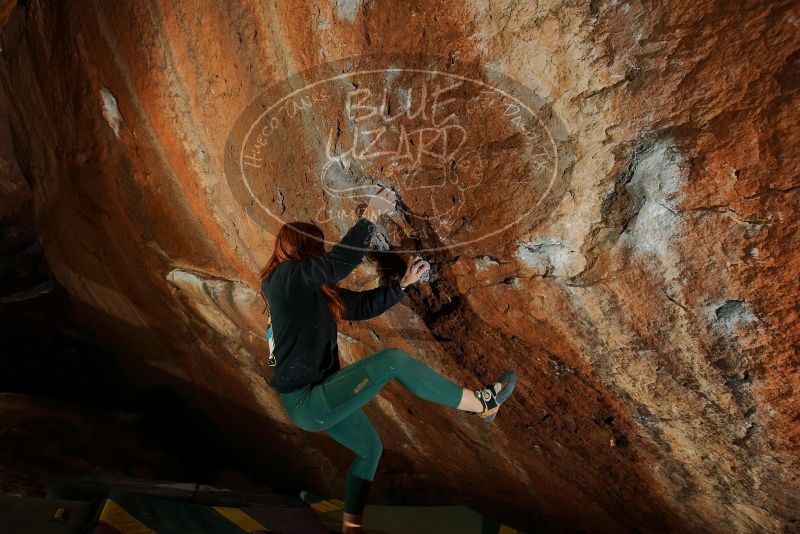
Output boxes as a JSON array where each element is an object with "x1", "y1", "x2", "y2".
[
  {"x1": 337, "y1": 281, "x2": 404, "y2": 321},
  {"x1": 284, "y1": 217, "x2": 376, "y2": 295}
]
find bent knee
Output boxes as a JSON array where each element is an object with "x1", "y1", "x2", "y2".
[
  {"x1": 384, "y1": 348, "x2": 411, "y2": 364},
  {"x1": 356, "y1": 435, "x2": 383, "y2": 460},
  {"x1": 368, "y1": 436, "x2": 383, "y2": 458}
]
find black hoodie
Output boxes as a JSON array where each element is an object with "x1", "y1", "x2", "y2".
[{"x1": 262, "y1": 217, "x2": 405, "y2": 397}]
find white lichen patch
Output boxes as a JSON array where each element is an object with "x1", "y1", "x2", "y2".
[
  {"x1": 100, "y1": 87, "x2": 122, "y2": 139},
  {"x1": 515, "y1": 237, "x2": 585, "y2": 277},
  {"x1": 621, "y1": 140, "x2": 685, "y2": 257},
  {"x1": 628, "y1": 201, "x2": 680, "y2": 256},
  {"x1": 334, "y1": 0, "x2": 362, "y2": 21},
  {"x1": 475, "y1": 255, "x2": 500, "y2": 272},
  {"x1": 706, "y1": 299, "x2": 758, "y2": 334}
]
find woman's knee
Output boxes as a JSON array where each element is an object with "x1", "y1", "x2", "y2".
[
  {"x1": 362, "y1": 435, "x2": 383, "y2": 475},
  {"x1": 350, "y1": 431, "x2": 383, "y2": 475},
  {"x1": 382, "y1": 347, "x2": 411, "y2": 366},
  {"x1": 365, "y1": 348, "x2": 412, "y2": 382},
  {"x1": 366, "y1": 433, "x2": 383, "y2": 459}
]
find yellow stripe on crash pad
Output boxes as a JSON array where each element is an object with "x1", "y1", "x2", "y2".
[
  {"x1": 310, "y1": 498, "x2": 344, "y2": 513},
  {"x1": 498, "y1": 524, "x2": 519, "y2": 533},
  {"x1": 99, "y1": 499, "x2": 156, "y2": 534},
  {"x1": 213, "y1": 507, "x2": 269, "y2": 532},
  {"x1": 311, "y1": 501, "x2": 336, "y2": 513}
]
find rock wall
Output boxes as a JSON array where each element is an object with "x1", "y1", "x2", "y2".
[
  {"x1": 1, "y1": 1, "x2": 797, "y2": 532},
  {"x1": 0, "y1": 77, "x2": 50, "y2": 301}
]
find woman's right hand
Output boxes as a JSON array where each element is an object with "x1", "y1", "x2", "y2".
[
  {"x1": 400, "y1": 255, "x2": 430, "y2": 287},
  {"x1": 363, "y1": 186, "x2": 397, "y2": 222}
]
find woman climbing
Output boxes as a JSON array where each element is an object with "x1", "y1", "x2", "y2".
[{"x1": 259, "y1": 186, "x2": 517, "y2": 533}]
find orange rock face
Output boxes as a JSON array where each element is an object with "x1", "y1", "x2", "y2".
[{"x1": 1, "y1": 1, "x2": 798, "y2": 531}]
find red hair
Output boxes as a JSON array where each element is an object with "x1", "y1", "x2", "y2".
[{"x1": 259, "y1": 222, "x2": 346, "y2": 320}]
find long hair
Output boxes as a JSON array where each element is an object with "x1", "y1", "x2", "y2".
[{"x1": 259, "y1": 222, "x2": 346, "y2": 321}]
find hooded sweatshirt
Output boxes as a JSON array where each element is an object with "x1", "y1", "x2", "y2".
[{"x1": 262, "y1": 217, "x2": 405, "y2": 398}]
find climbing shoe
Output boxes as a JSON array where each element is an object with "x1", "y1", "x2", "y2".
[{"x1": 470, "y1": 371, "x2": 517, "y2": 423}]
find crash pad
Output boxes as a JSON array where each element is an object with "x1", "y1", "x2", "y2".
[
  {"x1": 92, "y1": 490, "x2": 327, "y2": 533},
  {"x1": 300, "y1": 489, "x2": 525, "y2": 533}
]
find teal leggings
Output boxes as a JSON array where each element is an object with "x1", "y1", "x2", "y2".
[{"x1": 279, "y1": 348, "x2": 463, "y2": 514}]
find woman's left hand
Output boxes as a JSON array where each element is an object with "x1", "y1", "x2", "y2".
[{"x1": 400, "y1": 255, "x2": 430, "y2": 287}]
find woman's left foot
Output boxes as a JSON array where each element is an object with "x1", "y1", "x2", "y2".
[
  {"x1": 343, "y1": 523, "x2": 363, "y2": 533},
  {"x1": 343, "y1": 512, "x2": 364, "y2": 533},
  {"x1": 470, "y1": 371, "x2": 517, "y2": 423}
]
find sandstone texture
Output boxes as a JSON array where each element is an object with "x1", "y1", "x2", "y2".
[
  {"x1": 0, "y1": 79, "x2": 49, "y2": 301},
  {"x1": 1, "y1": 1, "x2": 798, "y2": 532}
]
